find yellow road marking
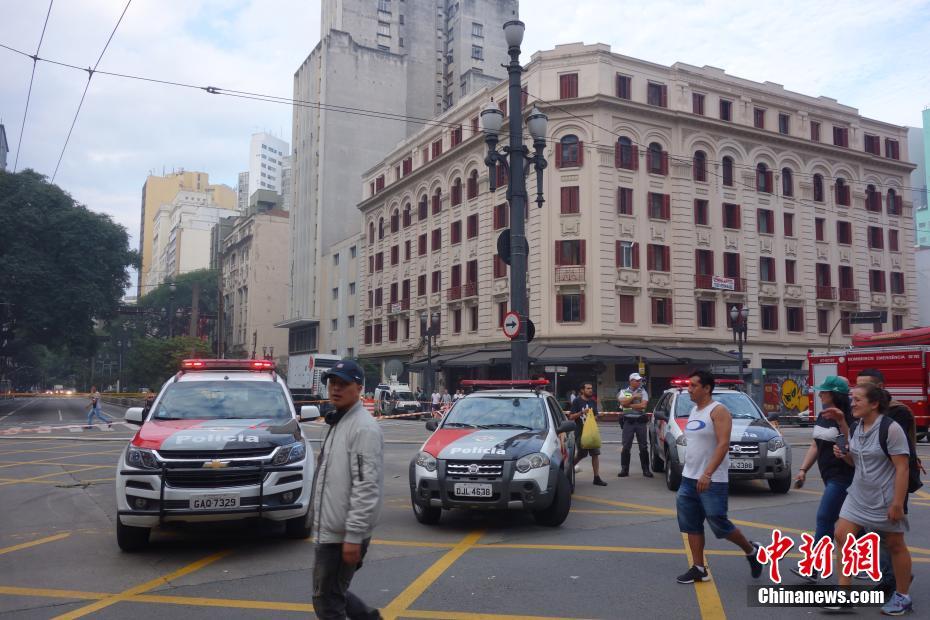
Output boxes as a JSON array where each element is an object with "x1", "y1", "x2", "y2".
[
  {"x1": 382, "y1": 530, "x2": 484, "y2": 620},
  {"x1": 790, "y1": 488, "x2": 824, "y2": 497},
  {"x1": 0, "y1": 465, "x2": 110, "y2": 486},
  {"x1": 52, "y1": 549, "x2": 231, "y2": 619},
  {"x1": 0, "y1": 532, "x2": 70, "y2": 556},
  {"x1": 400, "y1": 611, "x2": 587, "y2": 620},
  {"x1": 371, "y1": 539, "x2": 457, "y2": 549},
  {"x1": 0, "y1": 586, "x2": 104, "y2": 601},
  {"x1": 475, "y1": 542, "x2": 683, "y2": 555},
  {"x1": 914, "y1": 489, "x2": 930, "y2": 500},
  {"x1": 681, "y1": 533, "x2": 727, "y2": 619},
  {"x1": 0, "y1": 448, "x2": 121, "y2": 468},
  {"x1": 132, "y1": 593, "x2": 313, "y2": 612}
]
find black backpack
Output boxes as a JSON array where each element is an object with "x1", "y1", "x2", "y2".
[{"x1": 850, "y1": 414, "x2": 923, "y2": 494}]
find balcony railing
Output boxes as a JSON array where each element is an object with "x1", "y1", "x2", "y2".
[
  {"x1": 839, "y1": 288, "x2": 859, "y2": 302},
  {"x1": 816, "y1": 285, "x2": 836, "y2": 300},
  {"x1": 693, "y1": 274, "x2": 747, "y2": 292},
  {"x1": 447, "y1": 283, "x2": 478, "y2": 302},
  {"x1": 446, "y1": 286, "x2": 461, "y2": 301},
  {"x1": 555, "y1": 265, "x2": 585, "y2": 283},
  {"x1": 462, "y1": 282, "x2": 478, "y2": 298},
  {"x1": 388, "y1": 298, "x2": 410, "y2": 314}
]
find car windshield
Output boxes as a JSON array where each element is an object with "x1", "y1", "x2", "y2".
[
  {"x1": 443, "y1": 396, "x2": 547, "y2": 430},
  {"x1": 673, "y1": 392, "x2": 762, "y2": 420},
  {"x1": 395, "y1": 391, "x2": 414, "y2": 400},
  {"x1": 152, "y1": 381, "x2": 291, "y2": 420}
]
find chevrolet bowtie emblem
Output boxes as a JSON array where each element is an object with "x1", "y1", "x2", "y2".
[{"x1": 203, "y1": 460, "x2": 230, "y2": 469}]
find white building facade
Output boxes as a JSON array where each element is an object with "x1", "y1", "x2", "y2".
[
  {"x1": 248, "y1": 132, "x2": 290, "y2": 201},
  {"x1": 356, "y1": 42, "x2": 918, "y2": 394}
]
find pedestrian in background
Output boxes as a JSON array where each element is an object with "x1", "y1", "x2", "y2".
[
  {"x1": 829, "y1": 384, "x2": 913, "y2": 616},
  {"x1": 617, "y1": 373, "x2": 652, "y2": 478},
  {"x1": 440, "y1": 388, "x2": 452, "y2": 409},
  {"x1": 568, "y1": 382, "x2": 607, "y2": 486},
  {"x1": 676, "y1": 370, "x2": 762, "y2": 584},
  {"x1": 568, "y1": 390, "x2": 578, "y2": 405},
  {"x1": 790, "y1": 376, "x2": 854, "y2": 583},
  {"x1": 431, "y1": 390, "x2": 441, "y2": 414},
  {"x1": 312, "y1": 359, "x2": 384, "y2": 620},
  {"x1": 85, "y1": 386, "x2": 112, "y2": 428}
]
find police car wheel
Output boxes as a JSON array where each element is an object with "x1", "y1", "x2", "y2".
[
  {"x1": 284, "y1": 510, "x2": 312, "y2": 539},
  {"x1": 533, "y1": 470, "x2": 571, "y2": 527},
  {"x1": 411, "y1": 491, "x2": 441, "y2": 525},
  {"x1": 116, "y1": 517, "x2": 150, "y2": 552},
  {"x1": 768, "y1": 475, "x2": 791, "y2": 494},
  {"x1": 664, "y1": 448, "x2": 682, "y2": 492}
]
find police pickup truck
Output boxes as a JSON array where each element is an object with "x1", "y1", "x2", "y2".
[
  {"x1": 409, "y1": 380, "x2": 578, "y2": 527},
  {"x1": 115, "y1": 359, "x2": 320, "y2": 551}
]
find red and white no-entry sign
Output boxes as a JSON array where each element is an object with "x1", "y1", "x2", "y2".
[{"x1": 502, "y1": 311, "x2": 521, "y2": 339}]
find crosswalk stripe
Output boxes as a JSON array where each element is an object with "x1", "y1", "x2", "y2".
[{"x1": 69, "y1": 426, "x2": 82, "y2": 433}]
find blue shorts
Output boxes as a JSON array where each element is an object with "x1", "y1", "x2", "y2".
[{"x1": 676, "y1": 477, "x2": 736, "y2": 539}]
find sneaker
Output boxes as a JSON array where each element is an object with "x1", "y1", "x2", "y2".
[
  {"x1": 643, "y1": 470, "x2": 654, "y2": 478},
  {"x1": 747, "y1": 542, "x2": 763, "y2": 579},
  {"x1": 881, "y1": 592, "x2": 913, "y2": 616},
  {"x1": 822, "y1": 601, "x2": 854, "y2": 612},
  {"x1": 617, "y1": 471, "x2": 629, "y2": 478},
  {"x1": 574, "y1": 465, "x2": 582, "y2": 473},
  {"x1": 677, "y1": 565, "x2": 710, "y2": 584},
  {"x1": 789, "y1": 566, "x2": 819, "y2": 584},
  {"x1": 593, "y1": 477, "x2": 608, "y2": 486}
]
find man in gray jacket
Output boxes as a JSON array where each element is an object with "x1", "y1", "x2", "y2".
[{"x1": 312, "y1": 359, "x2": 384, "y2": 619}]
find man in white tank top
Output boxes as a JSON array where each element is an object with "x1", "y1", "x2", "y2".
[{"x1": 675, "y1": 370, "x2": 764, "y2": 584}]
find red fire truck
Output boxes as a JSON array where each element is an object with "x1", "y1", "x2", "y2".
[{"x1": 807, "y1": 328, "x2": 930, "y2": 440}]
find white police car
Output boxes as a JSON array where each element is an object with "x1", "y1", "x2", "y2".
[
  {"x1": 647, "y1": 379, "x2": 792, "y2": 494},
  {"x1": 409, "y1": 380, "x2": 578, "y2": 526},
  {"x1": 115, "y1": 359, "x2": 320, "y2": 551}
]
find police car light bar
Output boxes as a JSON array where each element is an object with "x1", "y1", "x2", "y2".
[
  {"x1": 180, "y1": 359, "x2": 275, "y2": 371},
  {"x1": 460, "y1": 379, "x2": 550, "y2": 388},
  {"x1": 670, "y1": 377, "x2": 743, "y2": 388}
]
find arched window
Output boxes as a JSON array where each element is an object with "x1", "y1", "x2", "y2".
[
  {"x1": 417, "y1": 195, "x2": 428, "y2": 220},
  {"x1": 451, "y1": 177, "x2": 462, "y2": 206},
  {"x1": 781, "y1": 168, "x2": 793, "y2": 197},
  {"x1": 756, "y1": 163, "x2": 772, "y2": 193},
  {"x1": 887, "y1": 188, "x2": 900, "y2": 215},
  {"x1": 390, "y1": 209, "x2": 399, "y2": 233},
  {"x1": 647, "y1": 142, "x2": 666, "y2": 175},
  {"x1": 693, "y1": 150, "x2": 707, "y2": 182},
  {"x1": 467, "y1": 170, "x2": 479, "y2": 199},
  {"x1": 402, "y1": 203, "x2": 412, "y2": 227},
  {"x1": 865, "y1": 184, "x2": 880, "y2": 212},
  {"x1": 616, "y1": 137, "x2": 636, "y2": 170},
  {"x1": 557, "y1": 134, "x2": 581, "y2": 167},
  {"x1": 432, "y1": 188, "x2": 442, "y2": 215},
  {"x1": 813, "y1": 174, "x2": 824, "y2": 202},
  {"x1": 378, "y1": 217, "x2": 385, "y2": 240},
  {"x1": 722, "y1": 156, "x2": 734, "y2": 187},
  {"x1": 835, "y1": 178, "x2": 850, "y2": 206},
  {"x1": 368, "y1": 221, "x2": 375, "y2": 244}
]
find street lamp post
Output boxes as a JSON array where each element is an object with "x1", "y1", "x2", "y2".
[
  {"x1": 421, "y1": 312, "x2": 440, "y2": 405},
  {"x1": 481, "y1": 20, "x2": 548, "y2": 380},
  {"x1": 730, "y1": 306, "x2": 749, "y2": 384},
  {"x1": 168, "y1": 282, "x2": 177, "y2": 338}
]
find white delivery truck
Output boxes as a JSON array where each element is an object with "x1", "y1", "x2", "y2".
[{"x1": 286, "y1": 354, "x2": 342, "y2": 409}]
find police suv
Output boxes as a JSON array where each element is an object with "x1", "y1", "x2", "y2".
[
  {"x1": 115, "y1": 359, "x2": 320, "y2": 551},
  {"x1": 647, "y1": 378, "x2": 792, "y2": 494},
  {"x1": 409, "y1": 380, "x2": 578, "y2": 527}
]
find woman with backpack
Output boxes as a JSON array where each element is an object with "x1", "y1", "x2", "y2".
[
  {"x1": 830, "y1": 384, "x2": 913, "y2": 616},
  {"x1": 790, "y1": 376, "x2": 854, "y2": 582}
]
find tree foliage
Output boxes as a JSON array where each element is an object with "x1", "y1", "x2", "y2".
[
  {"x1": 124, "y1": 336, "x2": 213, "y2": 390},
  {"x1": 0, "y1": 170, "x2": 136, "y2": 358},
  {"x1": 136, "y1": 269, "x2": 219, "y2": 339}
]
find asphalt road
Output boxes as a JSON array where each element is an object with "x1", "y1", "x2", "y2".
[{"x1": 2, "y1": 397, "x2": 930, "y2": 619}]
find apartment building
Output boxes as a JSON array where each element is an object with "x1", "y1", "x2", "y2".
[{"x1": 356, "y1": 42, "x2": 917, "y2": 392}]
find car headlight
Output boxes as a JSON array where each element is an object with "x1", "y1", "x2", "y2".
[
  {"x1": 125, "y1": 447, "x2": 159, "y2": 470},
  {"x1": 675, "y1": 435, "x2": 688, "y2": 446},
  {"x1": 272, "y1": 441, "x2": 307, "y2": 465},
  {"x1": 515, "y1": 452, "x2": 550, "y2": 473},
  {"x1": 767, "y1": 437, "x2": 785, "y2": 452},
  {"x1": 415, "y1": 451, "x2": 437, "y2": 472}
]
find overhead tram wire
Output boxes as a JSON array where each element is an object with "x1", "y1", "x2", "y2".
[
  {"x1": 13, "y1": 0, "x2": 54, "y2": 173},
  {"x1": 1, "y1": 37, "x2": 924, "y2": 198},
  {"x1": 51, "y1": 0, "x2": 132, "y2": 182}
]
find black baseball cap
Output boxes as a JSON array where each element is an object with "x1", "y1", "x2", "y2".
[{"x1": 321, "y1": 359, "x2": 365, "y2": 385}]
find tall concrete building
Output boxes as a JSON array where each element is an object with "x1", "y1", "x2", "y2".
[
  {"x1": 914, "y1": 109, "x2": 930, "y2": 247},
  {"x1": 248, "y1": 132, "x2": 290, "y2": 201},
  {"x1": 0, "y1": 123, "x2": 8, "y2": 171},
  {"x1": 357, "y1": 42, "x2": 917, "y2": 395},
  {"x1": 237, "y1": 171, "x2": 250, "y2": 212},
  {"x1": 283, "y1": 0, "x2": 517, "y2": 362},
  {"x1": 138, "y1": 171, "x2": 237, "y2": 297},
  {"x1": 145, "y1": 184, "x2": 237, "y2": 293}
]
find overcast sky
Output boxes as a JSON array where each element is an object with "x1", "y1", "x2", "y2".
[{"x1": 2, "y1": 0, "x2": 929, "y2": 287}]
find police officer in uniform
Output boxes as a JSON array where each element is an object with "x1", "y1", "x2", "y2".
[{"x1": 618, "y1": 373, "x2": 652, "y2": 478}]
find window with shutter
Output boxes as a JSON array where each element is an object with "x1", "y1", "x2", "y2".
[
  {"x1": 450, "y1": 221, "x2": 462, "y2": 245},
  {"x1": 418, "y1": 234, "x2": 427, "y2": 256},
  {"x1": 618, "y1": 295, "x2": 635, "y2": 324},
  {"x1": 693, "y1": 150, "x2": 707, "y2": 181},
  {"x1": 722, "y1": 157, "x2": 734, "y2": 186},
  {"x1": 889, "y1": 229, "x2": 899, "y2": 252},
  {"x1": 810, "y1": 121, "x2": 821, "y2": 141},
  {"x1": 494, "y1": 254, "x2": 507, "y2": 278},
  {"x1": 785, "y1": 260, "x2": 796, "y2": 284},
  {"x1": 813, "y1": 174, "x2": 824, "y2": 202},
  {"x1": 719, "y1": 99, "x2": 732, "y2": 121},
  {"x1": 432, "y1": 229, "x2": 441, "y2": 252},
  {"x1": 467, "y1": 170, "x2": 479, "y2": 199},
  {"x1": 560, "y1": 186, "x2": 580, "y2": 214},
  {"x1": 417, "y1": 274, "x2": 426, "y2": 296},
  {"x1": 451, "y1": 178, "x2": 462, "y2": 205},
  {"x1": 815, "y1": 218, "x2": 825, "y2": 242},
  {"x1": 723, "y1": 203, "x2": 741, "y2": 229},
  {"x1": 467, "y1": 214, "x2": 478, "y2": 238},
  {"x1": 778, "y1": 113, "x2": 790, "y2": 135},
  {"x1": 559, "y1": 73, "x2": 579, "y2": 99},
  {"x1": 694, "y1": 199, "x2": 709, "y2": 225},
  {"x1": 885, "y1": 138, "x2": 900, "y2": 160},
  {"x1": 692, "y1": 93, "x2": 705, "y2": 115},
  {"x1": 753, "y1": 108, "x2": 765, "y2": 129},
  {"x1": 616, "y1": 74, "x2": 632, "y2": 99},
  {"x1": 647, "y1": 82, "x2": 667, "y2": 107},
  {"x1": 783, "y1": 213, "x2": 794, "y2": 237},
  {"x1": 432, "y1": 190, "x2": 442, "y2": 214},
  {"x1": 697, "y1": 300, "x2": 715, "y2": 328},
  {"x1": 618, "y1": 187, "x2": 634, "y2": 215},
  {"x1": 558, "y1": 135, "x2": 581, "y2": 167},
  {"x1": 616, "y1": 137, "x2": 636, "y2": 170},
  {"x1": 431, "y1": 270, "x2": 441, "y2": 293},
  {"x1": 391, "y1": 245, "x2": 399, "y2": 265},
  {"x1": 781, "y1": 168, "x2": 793, "y2": 197}
]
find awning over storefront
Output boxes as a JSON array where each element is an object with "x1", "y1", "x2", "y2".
[{"x1": 649, "y1": 347, "x2": 738, "y2": 364}]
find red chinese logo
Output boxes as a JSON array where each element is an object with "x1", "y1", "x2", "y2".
[
  {"x1": 755, "y1": 529, "x2": 795, "y2": 583},
  {"x1": 796, "y1": 533, "x2": 835, "y2": 579},
  {"x1": 840, "y1": 532, "x2": 882, "y2": 581},
  {"x1": 756, "y1": 530, "x2": 883, "y2": 583}
]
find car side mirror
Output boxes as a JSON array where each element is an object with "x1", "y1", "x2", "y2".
[
  {"x1": 653, "y1": 411, "x2": 668, "y2": 422},
  {"x1": 125, "y1": 407, "x2": 145, "y2": 425},
  {"x1": 425, "y1": 419, "x2": 438, "y2": 432},
  {"x1": 300, "y1": 405, "x2": 321, "y2": 421},
  {"x1": 557, "y1": 421, "x2": 577, "y2": 434}
]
